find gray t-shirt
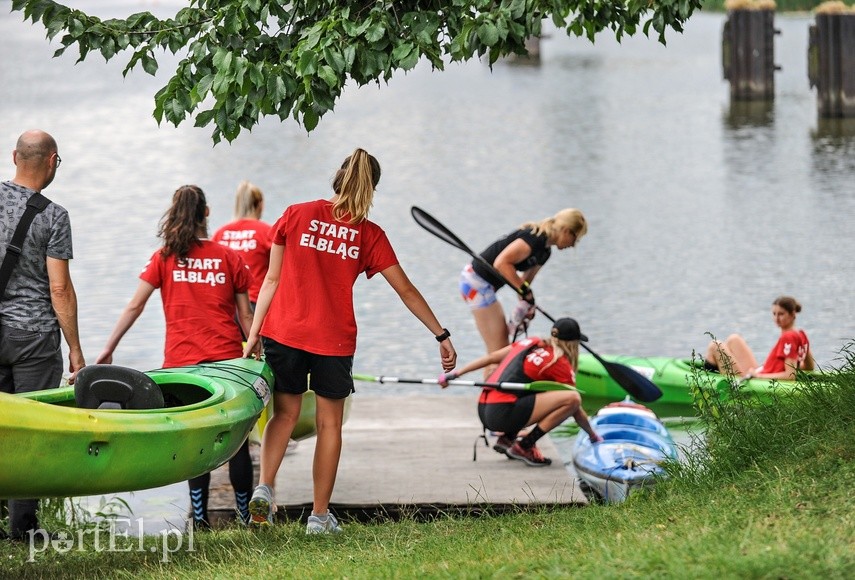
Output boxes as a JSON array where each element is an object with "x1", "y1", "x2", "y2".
[{"x1": 0, "y1": 180, "x2": 73, "y2": 331}]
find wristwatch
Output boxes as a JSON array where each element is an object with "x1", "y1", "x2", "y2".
[{"x1": 434, "y1": 328, "x2": 451, "y2": 342}]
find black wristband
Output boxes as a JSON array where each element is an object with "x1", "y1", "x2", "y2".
[{"x1": 435, "y1": 328, "x2": 451, "y2": 342}]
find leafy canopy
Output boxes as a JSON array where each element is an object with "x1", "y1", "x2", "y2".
[{"x1": 12, "y1": 0, "x2": 702, "y2": 143}]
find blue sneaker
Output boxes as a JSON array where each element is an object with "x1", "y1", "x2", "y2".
[
  {"x1": 306, "y1": 513, "x2": 342, "y2": 535},
  {"x1": 248, "y1": 484, "x2": 275, "y2": 527}
]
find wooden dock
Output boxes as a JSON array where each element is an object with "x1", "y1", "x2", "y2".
[{"x1": 209, "y1": 394, "x2": 588, "y2": 523}]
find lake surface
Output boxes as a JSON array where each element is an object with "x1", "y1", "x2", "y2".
[{"x1": 2, "y1": 2, "x2": 853, "y2": 532}]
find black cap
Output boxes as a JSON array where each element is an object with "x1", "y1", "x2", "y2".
[{"x1": 551, "y1": 317, "x2": 587, "y2": 342}]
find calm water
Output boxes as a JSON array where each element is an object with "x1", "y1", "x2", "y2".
[{"x1": 2, "y1": 2, "x2": 854, "y2": 531}]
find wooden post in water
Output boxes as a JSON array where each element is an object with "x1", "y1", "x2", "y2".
[
  {"x1": 722, "y1": 1, "x2": 780, "y2": 101},
  {"x1": 808, "y1": 3, "x2": 855, "y2": 118}
]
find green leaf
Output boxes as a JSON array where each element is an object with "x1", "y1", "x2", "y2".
[
  {"x1": 194, "y1": 108, "x2": 216, "y2": 128},
  {"x1": 392, "y1": 42, "x2": 414, "y2": 62},
  {"x1": 268, "y1": 74, "x2": 287, "y2": 103},
  {"x1": 141, "y1": 52, "x2": 158, "y2": 75},
  {"x1": 323, "y1": 46, "x2": 346, "y2": 74},
  {"x1": 477, "y1": 22, "x2": 499, "y2": 47},
  {"x1": 317, "y1": 64, "x2": 338, "y2": 88},
  {"x1": 298, "y1": 50, "x2": 318, "y2": 75},
  {"x1": 365, "y1": 22, "x2": 385, "y2": 43},
  {"x1": 342, "y1": 45, "x2": 356, "y2": 69},
  {"x1": 303, "y1": 107, "x2": 319, "y2": 132}
]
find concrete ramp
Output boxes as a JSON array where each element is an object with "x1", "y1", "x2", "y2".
[{"x1": 268, "y1": 394, "x2": 588, "y2": 518}]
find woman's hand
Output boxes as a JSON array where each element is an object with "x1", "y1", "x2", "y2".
[
  {"x1": 439, "y1": 339, "x2": 457, "y2": 371},
  {"x1": 508, "y1": 299, "x2": 537, "y2": 335},
  {"x1": 243, "y1": 334, "x2": 262, "y2": 360},
  {"x1": 437, "y1": 370, "x2": 459, "y2": 388},
  {"x1": 590, "y1": 432, "x2": 604, "y2": 444}
]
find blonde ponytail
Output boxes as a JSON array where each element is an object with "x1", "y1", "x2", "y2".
[{"x1": 331, "y1": 148, "x2": 381, "y2": 224}]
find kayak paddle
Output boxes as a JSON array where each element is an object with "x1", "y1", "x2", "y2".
[
  {"x1": 352, "y1": 373, "x2": 582, "y2": 393},
  {"x1": 410, "y1": 205, "x2": 663, "y2": 403}
]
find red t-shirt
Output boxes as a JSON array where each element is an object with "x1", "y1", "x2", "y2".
[
  {"x1": 140, "y1": 240, "x2": 252, "y2": 368},
  {"x1": 261, "y1": 199, "x2": 399, "y2": 356},
  {"x1": 212, "y1": 218, "x2": 272, "y2": 302},
  {"x1": 483, "y1": 339, "x2": 575, "y2": 404},
  {"x1": 760, "y1": 330, "x2": 810, "y2": 374}
]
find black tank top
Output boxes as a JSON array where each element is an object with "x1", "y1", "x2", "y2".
[{"x1": 471, "y1": 227, "x2": 551, "y2": 289}]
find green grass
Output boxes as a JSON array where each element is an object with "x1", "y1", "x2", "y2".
[{"x1": 4, "y1": 347, "x2": 855, "y2": 579}]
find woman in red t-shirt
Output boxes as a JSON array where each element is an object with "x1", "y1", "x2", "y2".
[
  {"x1": 96, "y1": 185, "x2": 255, "y2": 529},
  {"x1": 243, "y1": 148, "x2": 457, "y2": 534},
  {"x1": 439, "y1": 317, "x2": 602, "y2": 467},
  {"x1": 211, "y1": 180, "x2": 272, "y2": 305},
  {"x1": 704, "y1": 295, "x2": 815, "y2": 380}
]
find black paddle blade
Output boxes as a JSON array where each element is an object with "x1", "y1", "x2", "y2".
[
  {"x1": 581, "y1": 343, "x2": 663, "y2": 402},
  {"x1": 411, "y1": 206, "x2": 478, "y2": 258}
]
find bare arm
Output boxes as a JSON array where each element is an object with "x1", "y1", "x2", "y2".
[
  {"x1": 242, "y1": 243, "x2": 283, "y2": 359},
  {"x1": 235, "y1": 292, "x2": 254, "y2": 338},
  {"x1": 380, "y1": 264, "x2": 456, "y2": 371},
  {"x1": 47, "y1": 257, "x2": 85, "y2": 379},
  {"x1": 573, "y1": 407, "x2": 602, "y2": 442},
  {"x1": 753, "y1": 359, "x2": 799, "y2": 381},
  {"x1": 493, "y1": 238, "x2": 535, "y2": 291},
  {"x1": 450, "y1": 345, "x2": 513, "y2": 380},
  {"x1": 95, "y1": 280, "x2": 156, "y2": 364}
]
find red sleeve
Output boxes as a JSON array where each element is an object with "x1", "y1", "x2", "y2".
[
  {"x1": 362, "y1": 222, "x2": 399, "y2": 279},
  {"x1": 139, "y1": 251, "x2": 164, "y2": 288},
  {"x1": 226, "y1": 250, "x2": 251, "y2": 293},
  {"x1": 271, "y1": 211, "x2": 288, "y2": 246}
]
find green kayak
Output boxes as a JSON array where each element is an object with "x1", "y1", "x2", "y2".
[
  {"x1": 575, "y1": 354, "x2": 811, "y2": 417},
  {"x1": 0, "y1": 358, "x2": 283, "y2": 499}
]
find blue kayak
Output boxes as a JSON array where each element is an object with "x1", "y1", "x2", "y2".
[{"x1": 572, "y1": 400, "x2": 678, "y2": 503}]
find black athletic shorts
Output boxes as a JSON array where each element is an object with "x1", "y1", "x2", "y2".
[
  {"x1": 477, "y1": 394, "x2": 536, "y2": 434},
  {"x1": 262, "y1": 338, "x2": 354, "y2": 400}
]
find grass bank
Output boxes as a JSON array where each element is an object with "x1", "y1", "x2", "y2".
[{"x1": 3, "y1": 350, "x2": 854, "y2": 579}]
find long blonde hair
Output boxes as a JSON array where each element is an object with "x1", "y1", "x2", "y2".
[
  {"x1": 331, "y1": 148, "x2": 381, "y2": 224},
  {"x1": 233, "y1": 180, "x2": 264, "y2": 220},
  {"x1": 540, "y1": 336, "x2": 580, "y2": 372},
  {"x1": 522, "y1": 208, "x2": 587, "y2": 243}
]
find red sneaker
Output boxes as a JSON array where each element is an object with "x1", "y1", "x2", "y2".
[{"x1": 506, "y1": 442, "x2": 552, "y2": 467}]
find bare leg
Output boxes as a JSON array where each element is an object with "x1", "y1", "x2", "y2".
[
  {"x1": 312, "y1": 395, "x2": 346, "y2": 515},
  {"x1": 258, "y1": 392, "x2": 303, "y2": 487},
  {"x1": 526, "y1": 390, "x2": 581, "y2": 431},
  {"x1": 472, "y1": 301, "x2": 510, "y2": 378},
  {"x1": 705, "y1": 335, "x2": 759, "y2": 376},
  {"x1": 723, "y1": 334, "x2": 760, "y2": 375}
]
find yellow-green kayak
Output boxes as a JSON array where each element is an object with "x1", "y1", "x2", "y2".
[{"x1": 0, "y1": 358, "x2": 276, "y2": 499}]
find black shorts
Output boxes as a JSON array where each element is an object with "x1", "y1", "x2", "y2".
[
  {"x1": 477, "y1": 394, "x2": 536, "y2": 434},
  {"x1": 262, "y1": 338, "x2": 354, "y2": 400}
]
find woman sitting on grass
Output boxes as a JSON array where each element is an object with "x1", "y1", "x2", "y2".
[{"x1": 439, "y1": 317, "x2": 602, "y2": 467}]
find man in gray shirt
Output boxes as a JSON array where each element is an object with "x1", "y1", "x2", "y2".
[{"x1": 0, "y1": 129, "x2": 85, "y2": 540}]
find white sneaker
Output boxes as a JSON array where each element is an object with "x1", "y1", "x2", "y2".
[
  {"x1": 306, "y1": 513, "x2": 342, "y2": 535},
  {"x1": 248, "y1": 484, "x2": 275, "y2": 527}
]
